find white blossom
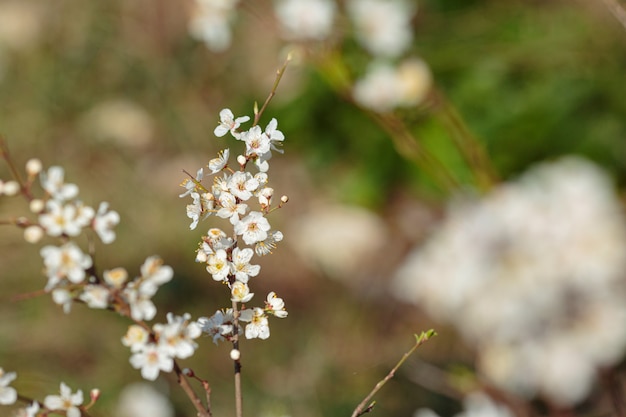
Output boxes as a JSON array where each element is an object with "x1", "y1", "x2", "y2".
[
  {"x1": 43, "y1": 382, "x2": 84, "y2": 417},
  {"x1": 0, "y1": 368, "x2": 17, "y2": 405},
  {"x1": 274, "y1": 0, "x2": 336, "y2": 41},
  {"x1": 40, "y1": 166, "x2": 79, "y2": 201},
  {"x1": 393, "y1": 157, "x2": 626, "y2": 405}
]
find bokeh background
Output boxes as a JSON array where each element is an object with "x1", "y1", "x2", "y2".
[{"x1": 1, "y1": 0, "x2": 626, "y2": 416}]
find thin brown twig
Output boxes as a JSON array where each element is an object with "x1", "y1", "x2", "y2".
[
  {"x1": 231, "y1": 298, "x2": 243, "y2": 417},
  {"x1": 174, "y1": 361, "x2": 212, "y2": 417},
  {"x1": 351, "y1": 330, "x2": 437, "y2": 417},
  {"x1": 432, "y1": 89, "x2": 499, "y2": 192},
  {"x1": 253, "y1": 53, "x2": 292, "y2": 126}
]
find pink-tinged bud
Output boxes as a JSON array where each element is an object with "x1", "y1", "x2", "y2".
[{"x1": 90, "y1": 388, "x2": 101, "y2": 402}]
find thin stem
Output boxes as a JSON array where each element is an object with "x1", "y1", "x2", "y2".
[
  {"x1": 173, "y1": 361, "x2": 212, "y2": 417},
  {"x1": 231, "y1": 299, "x2": 243, "y2": 417},
  {"x1": 351, "y1": 330, "x2": 437, "y2": 417},
  {"x1": 314, "y1": 52, "x2": 461, "y2": 193},
  {"x1": 253, "y1": 53, "x2": 292, "y2": 126},
  {"x1": 371, "y1": 111, "x2": 461, "y2": 192},
  {"x1": 0, "y1": 137, "x2": 33, "y2": 200},
  {"x1": 0, "y1": 137, "x2": 23, "y2": 184},
  {"x1": 432, "y1": 89, "x2": 498, "y2": 192}
]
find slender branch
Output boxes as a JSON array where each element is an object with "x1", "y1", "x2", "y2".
[
  {"x1": 313, "y1": 53, "x2": 462, "y2": 193},
  {"x1": 351, "y1": 330, "x2": 437, "y2": 417},
  {"x1": 432, "y1": 89, "x2": 499, "y2": 192},
  {"x1": 253, "y1": 53, "x2": 292, "y2": 126},
  {"x1": 371, "y1": 111, "x2": 461, "y2": 192},
  {"x1": 0, "y1": 137, "x2": 24, "y2": 185},
  {"x1": 231, "y1": 299, "x2": 243, "y2": 417},
  {"x1": 173, "y1": 361, "x2": 212, "y2": 417}
]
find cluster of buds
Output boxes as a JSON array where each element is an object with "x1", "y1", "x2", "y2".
[{"x1": 180, "y1": 108, "x2": 288, "y2": 342}]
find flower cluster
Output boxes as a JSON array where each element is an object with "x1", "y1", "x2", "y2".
[
  {"x1": 123, "y1": 313, "x2": 202, "y2": 380},
  {"x1": 0, "y1": 369, "x2": 96, "y2": 417},
  {"x1": 416, "y1": 392, "x2": 514, "y2": 417},
  {"x1": 180, "y1": 108, "x2": 288, "y2": 342},
  {"x1": 348, "y1": 0, "x2": 433, "y2": 112},
  {"x1": 0, "y1": 151, "x2": 198, "y2": 385},
  {"x1": 188, "y1": 0, "x2": 240, "y2": 52},
  {"x1": 0, "y1": 160, "x2": 122, "y2": 312},
  {"x1": 187, "y1": 0, "x2": 432, "y2": 113},
  {"x1": 197, "y1": 291, "x2": 287, "y2": 342},
  {"x1": 393, "y1": 157, "x2": 626, "y2": 405}
]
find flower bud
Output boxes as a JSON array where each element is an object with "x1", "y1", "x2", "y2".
[
  {"x1": 2, "y1": 181, "x2": 20, "y2": 196},
  {"x1": 90, "y1": 388, "x2": 101, "y2": 402},
  {"x1": 230, "y1": 349, "x2": 241, "y2": 361},
  {"x1": 29, "y1": 198, "x2": 44, "y2": 213},
  {"x1": 24, "y1": 225, "x2": 44, "y2": 243},
  {"x1": 25, "y1": 158, "x2": 43, "y2": 176}
]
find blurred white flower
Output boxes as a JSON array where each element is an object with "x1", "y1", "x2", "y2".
[
  {"x1": 291, "y1": 203, "x2": 388, "y2": 281},
  {"x1": 154, "y1": 312, "x2": 202, "y2": 359},
  {"x1": 40, "y1": 166, "x2": 79, "y2": 201},
  {"x1": 116, "y1": 383, "x2": 174, "y2": 417},
  {"x1": 353, "y1": 58, "x2": 432, "y2": 112},
  {"x1": 0, "y1": 368, "x2": 17, "y2": 405},
  {"x1": 189, "y1": 0, "x2": 239, "y2": 52},
  {"x1": 0, "y1": 2, "x2": 44, "y2": 51},
  {"x1": 93, "y1": 202, "x2": 120, "y2": 244},
  {"x1": 41, "y1": 242, "x2": 93, "y2": 289},
  {"x1": 415, "y1": 392, "x2": 514, "y2": 417},
  {"x1": 347, "y1": 0, "x2": 415, "y2": 58},
  {"x1": 274, "y1": 0, "x2": 336, "y2": 41},
  {"x1": 129, "y1": 342, "x2": 173, "y2": 381},
  {"x1": 393, "y1": 157, "x2": 626, "y2": 405},
  {"x1": 80, "y1": 99, "x2": 154, "y2": 149},
  {"x1": 79, "y1": 284, "x2": 110, "y2": 309}
]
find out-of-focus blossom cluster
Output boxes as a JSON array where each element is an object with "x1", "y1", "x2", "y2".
[
  {"x1": 0, "y1": 369, "x2": 95, "y2": 417},
  {"x1": 274, "y1": 0, "x2": 336, "y2": 41},
  {"x1": 79, "y1": 99, "x2": 155, "y2": 150},
  {"x1": 180, "y1": 108, "x2": 288, "y2": 342},
  {"x1": 188, "y1": 0, "x2": 240, "y2": 52},
  {"x1": 186, "y1": 0, "x2": 432, "y2": 113},
  {"x1": 393, "y1": 157, "x2": 626, "y2": 405},
  {"x1": 115, "y1": 383, "x2": 174, "y2": 417},
  {"x1": 353, "y1": 58, "x2": 432, "y2": 113},
  {"x1": 348, "y1": 0, "x2": 432, "y2": 112},
  {"x1": 415, "y1": 392, "x2": 514, "y2": 417},
  {"x1": 0, "y1": 1, "x2": 45, "y2": 82},
  {"x1": 123, "y1": 313, "x2": 202, "y2": 380}
]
